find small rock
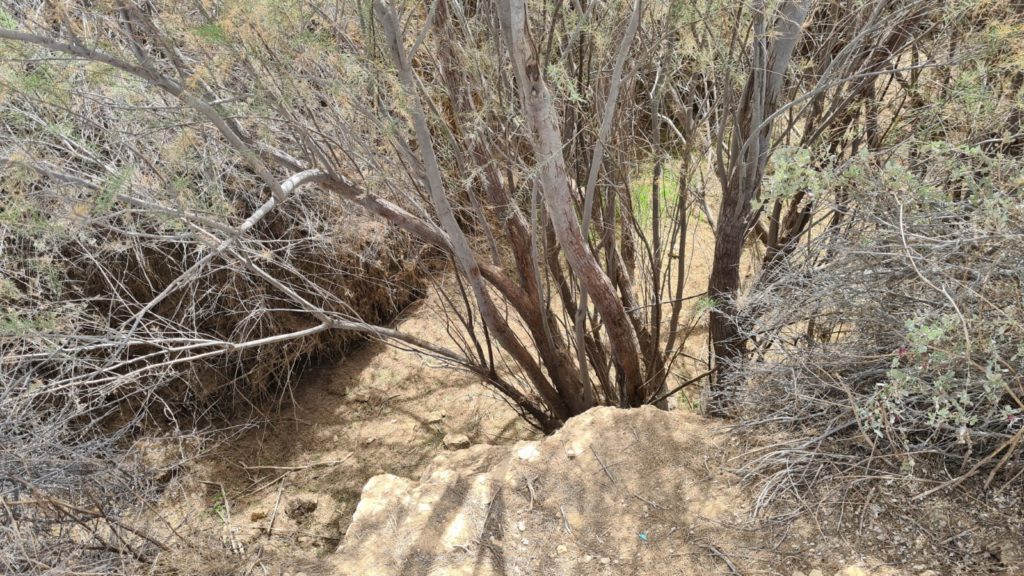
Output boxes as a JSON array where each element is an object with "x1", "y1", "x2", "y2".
[
  {"x1": 517, "y1": 520, "x2": 526, "y2": 532},
  {"x1": 808, "y1": 570, "x2": 824, "y2": 576},
  {"x1": 426, "y1": 412, "x2": 445, "y2": 425},
  {"x1": 285, "y1": 498, "x2": 317, "y2": 520},
  {"x1": 583, "y1": 555, "x2": 593, "y2": 562},
  {"x1": 836, "y1": 568, "x2": 868, "y2": 576},
  {"x1": 443, "y1": 433, "x2": 471, "y2": 450},
  {"x1": 556, "y1": 544, "x2": 568, "y2": 554},
  {"x1": 792, "y1": 572, "x2": 807, "y2": 576},
  {"x1": 600, "y1": 557, "x2": 611, "y2": 565},
  {"x1": 517, "y1": 444, "x2": 539, "y2": 461},
  {"x1": 665, "y1": 395, "x2": 679, "y2": 411},
  {"x1": 521, "y1": 538, "x2": 529, "y2": 545},
  {"x1": 917, "y1": 572, "x2": 939, "y2": 576},
  {"x1": 564, "y1": 441, "x2": 585, "y2": 459}
]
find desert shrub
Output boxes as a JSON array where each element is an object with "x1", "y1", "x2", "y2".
[
  {"x1": 0, "y1": 186, "x2": 421, "y2": 573},
  {"x1": 0, "y1": 141, "x2": 422, "y2": 572},
  {"x1": 734, "y1": 142, "x2": 1024, "y2": 508},
  {"x1": 0, "y1": 4, "x2": 425, "y2": 572}
]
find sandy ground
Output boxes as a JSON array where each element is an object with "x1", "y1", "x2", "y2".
[
  {"x1": 153, "y1": 290, "x2": 539, "y2": 575},
  {"x1": 147, "y1": 188, "x2": 1024, "y2": 576},
  {"x1": 149, "y1": 189, "x2": 768, "y2": 575},
  {"x1": 333, "y1": 405, "x2": 921, "y2": 576}
]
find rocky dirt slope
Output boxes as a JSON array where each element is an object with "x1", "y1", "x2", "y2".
[
  {"x1": 152, "y1": 283, "x2": 1020, "y2": 576},
  {"x1": 333, "y1": 406, "x2": 912, "y2": 576}
]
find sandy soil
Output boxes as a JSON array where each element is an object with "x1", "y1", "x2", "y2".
[
  {"x1": 153, "y1": 290, "x2": 539, "y2": 575},
  {"x1": 148, "y1": 190, "x2": 770, "y2": 575},
  {"x1": 146, "y1": 188, "x2": 1024, "y2": 576},
  {"x1": 333, "y1": 405, "x2": 918, "y2": 576}
]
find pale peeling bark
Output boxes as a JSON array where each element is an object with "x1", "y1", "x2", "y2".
[
  {"x1": 375, "y1": 0, "x2": 570, "y2": 422},
  {"x1": 498, "y1": 0, "x2": 645, "y2": 405},
  {"x1": 575, "y1": 0, "x2": 642, "y2": 407}
]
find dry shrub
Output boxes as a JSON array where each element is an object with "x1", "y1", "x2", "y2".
[
  {"x1": 64, "y1": 193, "x2": 424, "y2": 412},
  {"x1": 1, "y1": 63, "x2": 424, "y2": 576},
  {"x1": 1, "y1": 187, "x2": 424, "y2": 574},
  {"x1": 0, "y1": 3, "x2": 433, "y2": 571},
  {"x1": 732, "y1": 142, "x2": 1024, "y2": 511}
]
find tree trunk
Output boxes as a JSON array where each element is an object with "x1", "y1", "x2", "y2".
[
  {"x1": 499, "y1": 0, "x2": 646, "y2": 405},
  {"x1": 707, "y1": 0, "x2": 811, "y2": 415}
]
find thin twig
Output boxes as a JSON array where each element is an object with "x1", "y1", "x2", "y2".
[
  {"x1": 699, "y1": 542, "x2": 741, "y2": 575},
  {"x1": 240, "y1": 454, "x2": 353, "y2": 472},
  {"x1": 265, "y1": 477, "x2": 287, "y2": 538},
  {"x1": 590, "y1": 447, "x2": 617, "y2": 483}
]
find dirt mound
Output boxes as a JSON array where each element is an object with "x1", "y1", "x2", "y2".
[{"x1": 334, "y1": 406, "x2": 905, "y2": 576}]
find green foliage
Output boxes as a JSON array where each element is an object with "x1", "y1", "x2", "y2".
[
  {"x1": 695, "y1": 295, "x2": 718, "y2": 316},
  {"x1": 741, "y1": 128, "x2": 1024, "y2": 483},
  {"x1": 0, "y1": 308, "x2": 59, "y2": 335},
  {"x1": 631, "y1": 162, "x2": 683, "y2": 227},
  {"x1": 194, "y1": 23, "x2": 228, "y2": 44},
  {"x1": 863, "y1": 311, "x2": 976, "y2": 437},
  {"x1": 210, "y1": 493, "x2": 227, "y2": 520},
  {"x1": 0, "y1": 7, "x2": 16, "y2": 30},
  {"x1": 846, "y1": 147, "x2": 1023, "y2": 446},
  {"x1": 754, "y1": 147, "x2": 828, "y2": 211},
  {"x1": 1, "y1": 193, "x2": 53, "y2": 235},
  {"x1": 546, "y1": 63, "x2": 585, "y2": 104},
  {"x1": 94, "y1": 166, "x2": 133, "y2": 216}
]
